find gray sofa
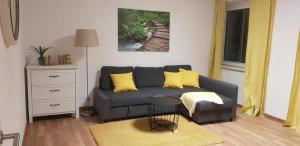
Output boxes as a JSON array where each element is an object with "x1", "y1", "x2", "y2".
[{"x1": 94, "y1": 65, "x2": 238, "y2": 123}]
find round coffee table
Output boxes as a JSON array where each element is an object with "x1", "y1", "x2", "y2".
[{"x1": 147, "y1": 96, "x2": 182, "y2": 132}]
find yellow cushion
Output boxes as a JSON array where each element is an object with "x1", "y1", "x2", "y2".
[
  {"x1": 179, "y1": 68, "x2": 200, "y2": 88},
  {"x1": 110, "y1": 72, "x2": 138, "y2": 92},
  {"x1": 163, "y1": 72, "x2": 183, "y2": 89}
]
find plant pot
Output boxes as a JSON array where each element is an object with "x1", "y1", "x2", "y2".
[{"x1": 38, "y1": 57, "x2": 45, "y2": 65}]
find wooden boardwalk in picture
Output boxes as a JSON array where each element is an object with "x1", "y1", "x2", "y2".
[{"x1": 138, "y1": 21, "x2": 169, "y2": 52}]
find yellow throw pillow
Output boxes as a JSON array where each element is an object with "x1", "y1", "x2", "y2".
[
  {"x1": 179, "y1": 68, "x2": 200, "y2": 88},
  {"x1": 110, "y1": 72, "x2": 138, "y2": 92},
  {"x1": 163, "y1": 72, "x2": 183, "y2": 89}
]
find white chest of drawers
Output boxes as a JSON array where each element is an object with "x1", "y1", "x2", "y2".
[{"x1": 26, "y1": 65, "x2": 79, "y2": 123}]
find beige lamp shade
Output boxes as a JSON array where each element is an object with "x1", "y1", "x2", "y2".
[{"x1": 75, "y1": 29, "x2": 99, "y2": 47}]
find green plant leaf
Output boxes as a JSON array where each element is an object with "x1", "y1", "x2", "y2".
[{"x1": 30, "y1": 45, "x2": 51, "y2": 58}]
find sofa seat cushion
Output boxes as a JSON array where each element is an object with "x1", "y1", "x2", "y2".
[
  {"x1": 103, "y1": 87, "x2": 181, "y2": 107},
  {"x1": 176, "y1": 87, "x2": 210, "y2": 94},
  {"x1": 195, "y1": 95, "x2": 233, "y2": 111},
  {"x1": 174, "y1": 87, "x2": 232, "y2": 111}
]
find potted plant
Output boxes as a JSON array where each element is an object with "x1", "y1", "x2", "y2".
[{"x1": 31, "y1": 46, "x2": 51, "y2": 65}]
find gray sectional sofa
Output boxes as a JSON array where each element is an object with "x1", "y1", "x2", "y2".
[{"x1": 94, "y1": 65, "x2": 238, "y2": 123}]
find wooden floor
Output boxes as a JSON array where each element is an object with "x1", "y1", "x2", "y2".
[{"x1": 23, "y1": 109, "x2": 300, "y2": 146}]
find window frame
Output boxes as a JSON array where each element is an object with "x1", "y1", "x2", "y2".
[
  {"x1": 222, "y1": 61, "x2": 245, "y2": 72},
  {"x1": 222, "y1": 8, "x2": 249, "y2": 72}
]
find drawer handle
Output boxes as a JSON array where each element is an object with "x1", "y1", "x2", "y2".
[
  {"x1": 50, "y1": 104, "x2": 60, "y2": 107},
  {"x1": 49, "y1": 89, "x2": 60, "y2": 92},
  {"x1": 48, "y1": 75, "x2": 60, "y2": 78}
]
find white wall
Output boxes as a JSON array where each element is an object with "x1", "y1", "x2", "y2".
[
  {"x1": 0, "y1": 1, "x2": 27, "y2": 145},
  {"x1": 265, "y1": 0, "x2": 300, "y2": 119},
  {"x1": 221, "y1": 69, "x2": 244, "y2": 104},
  {"x1": 22, "y1": 0, "x2": 215, "y2": 106},
  {"x1": 227, "y1": 0, "x2": 249, "y2": 10}
]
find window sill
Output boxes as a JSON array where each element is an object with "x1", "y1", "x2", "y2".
[{"x1": 222, "y1": 61, "x2": 245, "y2": 72}]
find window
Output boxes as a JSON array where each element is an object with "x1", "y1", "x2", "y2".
[{"x1": 223, "y1": 9, "x2": 249, "y2": 64}]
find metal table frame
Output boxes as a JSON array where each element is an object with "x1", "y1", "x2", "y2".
[{"x1": 147, "y1": 97, "x2": 181, "y2": 132}]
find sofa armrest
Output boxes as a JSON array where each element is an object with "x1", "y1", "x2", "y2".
[
  {"x1": 199, "y1": 75, "x2": 238, "y2": 99},
  {"x1": 199, "y1": 75, "x2": 238, "y2": 119},
  {"x1": 94, "y1": 88, "x2": 110, "y2": 121}
]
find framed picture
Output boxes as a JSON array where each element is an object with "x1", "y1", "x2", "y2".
[{"x1": 118, "y1": 8, "x2": 170, "y2": 52}]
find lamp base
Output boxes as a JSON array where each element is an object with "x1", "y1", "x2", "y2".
[{"x1": 80, "y1": 109, "x2": 95, "y2": 117}]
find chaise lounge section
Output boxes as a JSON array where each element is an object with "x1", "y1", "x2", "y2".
[{"x1": 94, "y1": 65, "x2": 238, "y2": 123}]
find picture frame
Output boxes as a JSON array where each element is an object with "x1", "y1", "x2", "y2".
[{"x1": 118, "y1": 8, "x2": 170, "y2": 52}]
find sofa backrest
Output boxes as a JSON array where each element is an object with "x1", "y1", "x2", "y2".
[
  {"x1": 99, "y1": 65, "x2": 192, "y2": 89},
  {"x1": 164, "y1": 65, "x2": 192, "y2": 72},
  {"x1": 100, "y1": 66, "x2": 134, "y2": 90},
  {"x1": 134, "y1": 67, "x2": 164, "y2": 88}
]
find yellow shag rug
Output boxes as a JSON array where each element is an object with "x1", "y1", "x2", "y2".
[{"x1": 89, "y1": 116, "x2": 223, "y2": 146}]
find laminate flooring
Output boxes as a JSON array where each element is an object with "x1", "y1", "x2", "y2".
[{"x1": 23, "y1": 109, "x2": 300, "y2": 146}]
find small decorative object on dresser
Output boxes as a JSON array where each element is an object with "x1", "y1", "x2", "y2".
[
  {"x1": 45, "y1": 54, "x2": 72, "y2": 65},
  {"x1": 26, "y1": 65, "x2": 79, "y2": 123},
  {"x1": 31, "y1": 46, "x2": 52, "y2": 65}
]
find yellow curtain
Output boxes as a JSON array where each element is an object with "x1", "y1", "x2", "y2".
[
  {"x1": 208, "y1": 0, "x2": 226, "y2": 80},
  {"x1": 284, "y1": 32, "x2": 300, "y2": 132},
  {"x1": 241, "y1": 0, "x2": 276, "y2": 116}
]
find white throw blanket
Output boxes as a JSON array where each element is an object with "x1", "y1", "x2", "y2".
[{"x1": 180, "y1": 92, "x2": 224, "y2": 117}]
